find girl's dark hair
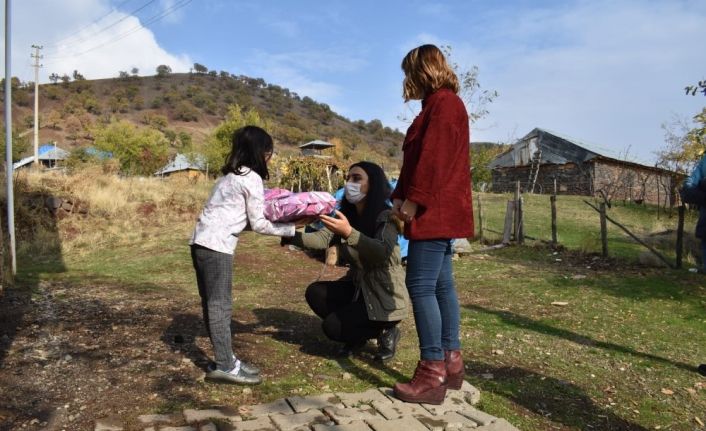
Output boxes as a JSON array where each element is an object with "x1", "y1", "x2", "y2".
[
  {"x1": 221, "y1": 125, "x2": 273, "y2": 179},
  {"x1": 339, "y1": 161, "x2": 392, "y2": 237}
]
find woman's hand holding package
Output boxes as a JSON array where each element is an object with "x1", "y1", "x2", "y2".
[{"x1": 319, "y1": 210, "x2": 353, "y2": 239}]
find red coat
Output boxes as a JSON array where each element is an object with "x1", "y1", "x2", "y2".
[{"x1": 391, "y1": 88, "x2": 474, "y2": 240}]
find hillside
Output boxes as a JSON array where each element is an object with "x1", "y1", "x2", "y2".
[{"x1": 1, "y1": 71, "x2": 406, "y2": 170}]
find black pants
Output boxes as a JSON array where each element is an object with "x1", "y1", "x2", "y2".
[{"x1": 305, "y1": 280, "x2": 398, "y2": 344}]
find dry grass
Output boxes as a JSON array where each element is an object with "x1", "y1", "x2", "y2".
[{"x1": 13, "y1": 169, "x2": 211, "y2": 258}]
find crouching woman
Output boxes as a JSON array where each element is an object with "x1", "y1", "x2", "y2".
[{"x1": 285, "y1": 161, "x2": 409, "y2": 361}]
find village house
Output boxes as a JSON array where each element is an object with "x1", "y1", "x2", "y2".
[
  {"x1": 299, "y1": 140, "x2": 335, "y2": 158},
  {"x1": 489, "y1": 128, "x2": 684, "y2": 206},
  {"x1": 154, "y1": 153, "x2": 207, "y2": 180},
  {"x1": 13, "y1": 143, "x2": 69, "y2": 170}
]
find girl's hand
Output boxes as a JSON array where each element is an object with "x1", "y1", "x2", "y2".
[
  {"x1": 294, "y1": 217, "x2": 317, "y2": 228},
  {"x1": 319, "y1": 210, "x2": 353, "y2": 239},
  {"x1": 400, "y1": 199, "x2": 418, "y2": 222}
]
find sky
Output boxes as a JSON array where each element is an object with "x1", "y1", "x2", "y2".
[{"x1": 2, "y1": 0, "x2": 705, "y2": 163}]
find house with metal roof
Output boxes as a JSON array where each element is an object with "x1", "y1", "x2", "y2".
[
  {"x1": 299, "y1": 140, "x2": 335, "y2": 158},
  {"x1": 13, "y1": 143, "x2": 70, "y2": 170},
  {"x1": 489, "y1": 128, "x2": 683, "y2": 206},
  {"x1": 154, "y1": 153, "x2": 207, "y2": 180}
]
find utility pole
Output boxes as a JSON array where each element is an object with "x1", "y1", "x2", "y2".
[
  {"x1": 5, "y1": 0, "x2": 17, "y2": 275},
  {"x1": 31, "y1": 44, "x2": 42, "y2": 166}
]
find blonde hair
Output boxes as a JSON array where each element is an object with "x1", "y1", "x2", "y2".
[{"x1": 401, "y1": 44, "x2": 460, "y2": 101}]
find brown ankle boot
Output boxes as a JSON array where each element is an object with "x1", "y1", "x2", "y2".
[
  {"x1": 393, "y1": 360, "x2": 447, "y2": 404},
  {"x1": 445, "y1": 350, "x2": 465, "y2": 390}
]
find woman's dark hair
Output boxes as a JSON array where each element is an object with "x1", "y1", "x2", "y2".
[
  {"x1": 221, "y1": 125, "x2": 273, "y2": 179},
  {"x1": 339, "y1": 161, "x2": 392, "y2": 237}
]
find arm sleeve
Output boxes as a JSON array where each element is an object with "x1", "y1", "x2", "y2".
[
  {"x1": 406, "y1": 112, "x2": 461, "y2": 208},
  {"x1": 244, "y1": 176, "x2": 295, "y2": 237},
  {"x1": 345, "y1": 217, "x2": 397, "y2": 264},
  {"x1": 290, "y1": 228, "x2": 334, "y2": 251},
  {"x1": 681, "y1": 157, "x2": 706, "y2": 206}
]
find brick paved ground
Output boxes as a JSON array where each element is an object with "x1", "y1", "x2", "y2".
[{"x1": 94, "y1": 381, "x2": 520, "y2": 431}]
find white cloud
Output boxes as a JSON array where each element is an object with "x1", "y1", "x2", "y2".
[
  {"x1": 1, "y1": 0, "x2": 191, "y2": 82},
  {"x1": 434, "y1": 1, "x2": 706, "y2": 162},
  {"x1": 242, "y1": 48, "x2": 368, "y2": 108}
]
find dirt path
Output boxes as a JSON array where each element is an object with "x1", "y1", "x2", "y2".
[{"x1": 0, "y1": 243, "x2": 348, "y2": 431}]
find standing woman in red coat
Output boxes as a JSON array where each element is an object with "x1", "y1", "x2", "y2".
[{"x1": 391, "y1": 44, "x2": 474, "y2": 404}]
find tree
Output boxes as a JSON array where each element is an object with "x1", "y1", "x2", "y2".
[
  {"x1": 49, "y1": 73, "x2": 60, "y2": 84},
  {"x1": 131, "y1": 67, "x2": 139, "y2": 76},
  {"x1": 60, "y1": 74, "x2": 71, "y2": 86},
  {"x1": 656, "y1": 79, "x2": 706, "y2": 174},
  {"x1": 0, "y1": 127, "x2": 29, "y2": 161},
  {"x1": 177, "y1": 131, "x2": 192, "y2": 151},
  {"x1": 441, "y1": 46, "x2": 498, "y2": 123},
  {"x1": 468, "y1": 142, "x2": 509, "y2": 189},
  {"x1": 685, "y1": 80, "x2": 706, "y2": 96},
  {"x1": 93, "y1": 121, "x2": 169, "y2": 176},
  {"x1": 203, "y1": 104, "x2": 271, "y2": 169},
  {"x1": 173, "y1": 101, "x2": 199, "y2": 121},
  {"x1": 193, "y1": 63, "x2": 208, "y2": 74},
  {"x1": 118, "y1": 71, "x2": 130, "y2": 80},
  {"x1": 155, "y1": 64, "x2": 172, "y2": 78},
  {"x1": 72, "y1": 70, "x2": 86, "y2": 81},
  {"x1": 45, "y1": 110, "x2": 62, "y2": 129}
]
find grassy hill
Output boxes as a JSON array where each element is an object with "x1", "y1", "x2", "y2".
[{"x1": 1, "y1": 71, "x2": 405, "y2": 170}]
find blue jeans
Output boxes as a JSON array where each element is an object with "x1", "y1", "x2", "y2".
[{"x1": 405, "y1": 239, "x2": 461, "y2": 361}]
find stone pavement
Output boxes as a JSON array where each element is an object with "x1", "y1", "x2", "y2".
[{"x1": 95, "y1": 382, "x2": 520, "y2": 431}]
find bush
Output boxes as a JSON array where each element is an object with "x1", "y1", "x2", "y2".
[
  {"x1": 173, "y1": 101, "x2": 199, "y2": 122},
  {"x1": 93, "y1": 121, "x2": 169, "y2": 176}
]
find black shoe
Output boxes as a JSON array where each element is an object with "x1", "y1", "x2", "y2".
[
  {"x1": 337, "y1": 340, "x2": 367, "y2": 357},
  {"x1": 698, "y1": 364, "x2": 706, "y2": 376},
  {"x1": 375, "y1": 326, "x2": 401, "y2": 362}
]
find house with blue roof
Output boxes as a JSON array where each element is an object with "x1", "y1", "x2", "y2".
[
  {"x1": 12, "y1": 143, "x2": 70, "y2": 170},
  {"x1": 154, "y1": 153, "x2": 207, "y2": 180},
  {"x1": 489, "y1": 128, "x2": 683, "y2": 206}
]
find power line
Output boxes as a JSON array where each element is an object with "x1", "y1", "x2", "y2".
[
  {"x1": 43, "y1": 0, "x2": 158, "y2": 55},
  {"x1": 44, "y1": 0, "x2": 137, "y2": 49},
  {"x1": 42, "y1": 0, "x2": 192, "y2": 64}
]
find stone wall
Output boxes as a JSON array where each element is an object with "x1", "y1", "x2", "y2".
[
  {"x1": 592, "y1": 161, "x2": 677, "y2": 206},
  {"x1": 492, "y1": 161, "x2": 678, "y2": 205},
  {"x1": 491, "y1": 163, "x2": 593, "y2": 195}
]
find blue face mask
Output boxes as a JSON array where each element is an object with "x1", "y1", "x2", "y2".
[{"x1": 344, "y1": 182, "x2": 366, "y2": 204}]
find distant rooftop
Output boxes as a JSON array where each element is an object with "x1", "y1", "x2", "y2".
[
  {"x1": 13, "y1": 144, "x2": 69, "y2": 170},
  {"x1": 299, "y1": 140, "x2": 334, "y2": 149},
  {"x1": 154, "y1": 153, "x2": 206, "y2": 175}
]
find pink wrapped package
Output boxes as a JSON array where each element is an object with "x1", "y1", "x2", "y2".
[{"x1": 264, "y1": 188, "x2": 337, "y2": 222}]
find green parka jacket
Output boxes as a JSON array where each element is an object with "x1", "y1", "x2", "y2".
[{"x1": 291, "y1": 209, "x2": 409, "y2": 322}]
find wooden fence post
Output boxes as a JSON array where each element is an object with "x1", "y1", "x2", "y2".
[
  {"x1": 477, "y1": 193, "x2": 484, "y2": 243},
  {"x1": 550, "y1": 194, "x2": 558, "y2": 245},
  {"x1": 676, "y1": 204, "x2": 685, "y2": 269},
  {"x1": 503, "y1": 201, "x2": 515, "y2": 245},
  {"x1": 517, "y1": 195, "x2": 524, "y2": 245},
  {"x1": 600, "y1": 203, "x2": 608, "y2": 258},
  {"x1": 514, "y1": 181, "x2": 524, "y2": 244}
]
